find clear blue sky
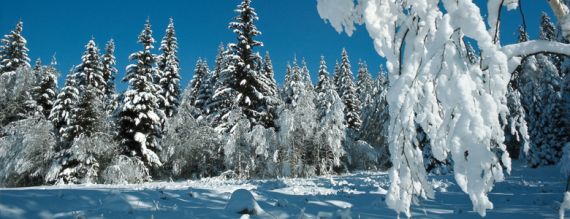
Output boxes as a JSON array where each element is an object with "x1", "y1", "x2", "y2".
[{"x1": 0, "y1": 0, "x2": 556, "y2": 90}]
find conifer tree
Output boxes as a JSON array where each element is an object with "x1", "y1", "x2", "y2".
[
  {"x1": 76, "y1": 40, "x2": 105, "y2": 97},
  {"x1": 202, "y1": 44, "x2": 226, "y2": 115},
  {"x1": 356, "y1": 60, "x2": 374, "y2": 107},
  {"x1": 188, "y1": 59, "x2": 208, "y2": 107},
  {"x1": 314, "y1": 57, "x2": 346, "y2": 175},
  {"x1": 338, "y1": 49, "x2": 361, "y2": 130},
  {"x1": 332, "y1": 60, "x2": 341, "y2": 93},
  {"x1": 215, "y1": 0, "x2": 274, "y2": 128},
  {"x1": 118, "y1": 20, "x2": 164, "y2": 170},
  {"x1": 301, "y1": 58, "x2": 313, "y2": 91},
  {"x1": 0, "y1": 21, "x2": 30, "y2": 74},
  {"x1": 315, "y1": 56, "x2": 330, "y2": 94},
  {"x1": 31, "y1": 56, "x2": 58, "y2": 118},
  {"x1": 101, "y1": 39, "x2": 118, "y2": 114},
  {"x1": 157, "y1": 18, "x2": 180, "y2": 117},
  {"x1": 50, "y1": 71, "x2": 79, "y2": 143},
  {"x1": 194, "y1": 60, "x2": 212, "y2": 111}
]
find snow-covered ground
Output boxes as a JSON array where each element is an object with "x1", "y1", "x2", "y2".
[{"x1": 0, "y1": 161, "x2": 565, "y2": 218}]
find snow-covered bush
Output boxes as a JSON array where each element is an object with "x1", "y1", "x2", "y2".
[
  {"x1": 0, "y1": 66, "x2": 35, "y2": 125},
  {"x1": 0, "y1": 117, "x2": 56, "y2": 187},
  {"x1": 101, "y1": 155, "x2": 150, "y2": 184},
  {"x1": 160, "y1": 103, "x2": 224, "y2": 179},
  {"x1": 345, "y1": 139, "x2": 378, "y2": 171},
  {"x1": 46, "y1": 133, "x2": 119, "y2": 184}
]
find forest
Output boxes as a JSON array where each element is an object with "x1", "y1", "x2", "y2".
[{"x1": 1, "y1": 0, "x2": 570, "y2": 218}]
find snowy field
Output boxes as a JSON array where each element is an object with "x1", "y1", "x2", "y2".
[{"x1": 0, "y1": 161, "x2": 565, "y2": 219}]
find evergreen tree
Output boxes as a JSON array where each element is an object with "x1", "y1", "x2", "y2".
[
  {"x1": 218, "y1": 0, "x2": 274, "y2": 128},
  {"x1": 202, "y1": 43, "x2": 226, "y2": 115},
  {"x1": 208, "y1": 46, "x2": 239, "y2": 132},
  {"x1": 315, "y1": 56, "x2": 330, "y2": 94},
  {"x1": 332, "y1": 60, "x2": 341, "y2": 93},
  {"x1": 314, "y1": 58, "x2": 346, "y2": 175},
  {"x1": 261, "y1": 52, "x2": 278, "y2": 95},
  {"x1": 63, "y1": 40, "x2": 106, "y2": 144},
  {"x1": 75, "y1": 40, "x2": 105, "y2": 97},
  {"x1": 101, "y1": 39, "x2": 118, "y2": 114},
  {"x1": 301, "y1": 58, "x2": 313, "y2": 91},
  {"x1": 187, "y1": 58, "x2": 208, "y2": 107},
  {"x1": 519, "y1": 18, "x2": 566, "y2": 167},
  {"x1": 356, "y1": 60, "x2": 374, "y2": 107},
  {"x1": 118, "y1": 20, "x2": 164, "y2": 170},
  {"x1": 31, "y1": 56, "x2": 58, "y2": 118},
  {"x1": 50, "y1": 71, "x2": 79, "y2": 143},
  {"x1": 157, "y1": 18, "x2": 181, "y2": 117},
  {"x1": 194, "y1": 60, "x2": 212, "y2": 111},
  {"x1": 338, "y1": 49, "x2": 361, "y2": 130},
  {"x1": 0, "y1": 21, "x2": 30, "y2": 74},
  {"x1": 24, "y1": 58, "x2": 43, "y2": 114}
]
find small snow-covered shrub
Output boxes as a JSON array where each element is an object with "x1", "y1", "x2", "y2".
[
  {"x1": 102, "y1": 155, "x2": 149, "y2": 184},
  {"x1": 160, "y1": 103, "x2": 225, "y2": 179},
  {"x1": 346, "y1": 139, "x2": 378, "y2": 171},
  {"x1": 46, "y1": 133, "x2": 119, "y2": 184},
  {"x1": 0, "y1": 117, "x2": 56, "y2": 187}
]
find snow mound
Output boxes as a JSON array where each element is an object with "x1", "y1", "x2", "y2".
[{"x1": 225, "y1": 189, "x2": 263, "y2": 215}]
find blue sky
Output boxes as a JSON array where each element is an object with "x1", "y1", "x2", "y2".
[{"x1": 0, "y1": 0, "x2": 556, "y2": 90}]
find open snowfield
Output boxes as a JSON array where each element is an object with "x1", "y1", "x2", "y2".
[{"x1": 0, "y1": 161, "x2": 565, "y2": 219}]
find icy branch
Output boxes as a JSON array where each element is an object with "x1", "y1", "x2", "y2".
[{"x1": 547, "y1": 0, "x2": 570, "y2": 41}]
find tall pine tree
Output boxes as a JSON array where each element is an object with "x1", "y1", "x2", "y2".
[
  {"x1": 101, "y1": 39, "x2": 118, "y2": 114},
  {"x1": 157, "y1": 18, "x2": 181, "y2": 117},
  {"x1": 338, "y1": 49, "x2": 361, "y2": 130},
  {"x1": 31, "y1": 56, "x2": 58, "y2": 118},
  {"x1": 0, "y1": 21, "x2": 30, "y2": 74},
  {"x1": 50, "y1": 71, "x2": 79, "y2": 144},
  {"x1": 118, "y1": 20, "x2": 164, "y2": 170}
]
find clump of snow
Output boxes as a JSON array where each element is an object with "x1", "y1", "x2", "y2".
[
  {"x1": 102, "y1": 155, "x2": 150, "y2": 184},
  {"x1": 316, "y1": 0, "x2": 361, "y2": 36},
  {"x1": 225, "y1": 189, "x2": 264, "y2": 215}
]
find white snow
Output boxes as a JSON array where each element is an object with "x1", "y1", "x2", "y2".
[
  {"x1": 0, "y1": 161, "x2": 564, "y2": 218},
  {"x1": 225, "y1": 189, "x2": 264, "y2": 215}
]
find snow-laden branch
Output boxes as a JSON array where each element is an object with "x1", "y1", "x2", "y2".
[{"x1": 501, "y1": 40, "x2": 570, "y2": 72}]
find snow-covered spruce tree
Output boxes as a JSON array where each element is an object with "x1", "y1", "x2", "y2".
[
  {"x1": 194, "y1": 62, "x2": 214, "y2": 113},
  {"x1": 314, "y1": 57, "x2": 346, "y2": 175},
  {"x1": 101, "y1": 39, "x2": 119, "y2": 115},
  {"x1": 337, "y1": 49, "x2": 361, "y2": 130},
  {"x1": 157, "y1": 18, "x2": 181, "y2": 118},
  {"x1": 318, "y1": 0, "x2": 570, "y2": 216},
  {"x1": 261, "y1": 51, "x2": 279, "y2": 98},
  {"x1": 202, "y1": 43, "x2": 227, "y2": 117},
  {"x1": 118, "y1": 20, "x2": 165, "y2": 173},
  {"x1": 519, "y1": 15, "x2": 566, "y2": 167},
  {"x1": 49, "y1": 71, "x2": 79, "y2": 142},
  {"x1": 221, "y1": 0, "x2": 275, "y2": 128},
  {"x1": 23, "y1": 58, "x2": 43, "y2": 115},
  {"x1": 76, "y1": 40, "x2": 106, "y2": 97},
  {"x1": 356, "y1": 61, "x2": 374, "y2": 107},
  {"x1": 29, "y1": 57, "x2": 58, "y2": 119},
  {"x1": 277, "y1": 57, "x2": 319, "y2": 177},
  {"x1": 301, "y1": 58, "x2": 314, "y2": 91},
  {"x1": 332, "y1": 60, "x2": 341, "y2": 93},
  {"x1": 315, "y1": 56, "x2": 329, "y2": 94},
  {"x1": 187, "y1": 59, "x2": 209, "y2": 110},
  {"x1": 0, "y1": 21, "x2": 30, "y2": 75},
  {"x1": 258, "y1": 51, "x2": 280, "y2": 125},
  {"x1": 208, "y1": 46, "x2": 240, "y2": 132},
  {"x1": 61, "y1": 40, "x2": 105, "y2": 144},
  {"x1": 359, "y1": 67, "x2": 391, "y2": 170}
]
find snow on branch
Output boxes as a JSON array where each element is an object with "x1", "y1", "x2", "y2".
[{"x1": 501, "y1": 40, "x2": 570, "y2": 72}]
